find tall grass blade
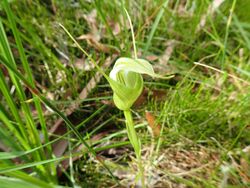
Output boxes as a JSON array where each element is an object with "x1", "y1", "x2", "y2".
[{"x1": 143, "y1": 0, "x2": 169, "y2": 54}]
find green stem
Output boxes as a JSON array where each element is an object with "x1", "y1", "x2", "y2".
[{"x1": 123, "y1": 110, "x2": 145, "y2": 188}]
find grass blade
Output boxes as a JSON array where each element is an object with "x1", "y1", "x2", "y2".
[{"x1": 143, "y1": 0, "x2": 169, "y2": 54}]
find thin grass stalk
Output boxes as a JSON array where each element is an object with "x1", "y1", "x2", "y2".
[{"x1": 221, "y1": 0, "x2": 237, "y2": 68}]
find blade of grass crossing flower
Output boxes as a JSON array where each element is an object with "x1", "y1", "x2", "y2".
[{"x1": 60, "y1": 24, "x2": 137, "y2": 110}]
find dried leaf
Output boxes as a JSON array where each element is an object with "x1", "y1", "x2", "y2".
[
  {"x1": 107, "y1": 20, "x2": 121, "y2": 36},
  {"x1": 78, "y1": 9, "x2": 120, "y2": 54},
  {"x1": 133, "y1": 88, "x2": 149, "y2": 107},
  {"x1": 135, "y1": 88, "x2": 168, "y2": 107},
  {"x1": 239, "y1": 157, "x2": 250, "y2": 183},
  {"x1": 74, "y1": 57, "x2": 95, "y2": 71},
  {"x1": 77, "y1": 34, "x2": 119, "y2": 54},
  {"x1": 196, "y1": 0, "x2": 225, "y2": 33},
  {"x1": 239, "y1": 146, "x2": 250, "y2": 183},
  {"x1": 154, "y1": 40, "x2": 176, "y2": 75},
  {"x1": 83, "y1": 9, "x2": 100, "y2": 41},
  {"x1": 158, "y1": 40, "x2": 175, "y2": 66},
  {"x1": 145, "y1": 111, "x2": 161, "y2": 137},
  {"x1": 146, "y1": 55, "x2": 158, "y2": 62}
]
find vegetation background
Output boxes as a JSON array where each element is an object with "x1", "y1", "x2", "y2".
[{"x1": 0, "y1": 0, "x2": 249, "y2": 187}]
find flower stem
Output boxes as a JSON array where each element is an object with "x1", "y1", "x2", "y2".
[{"x1": 124, "y1": 110, "x2": 145, "y2": 188}]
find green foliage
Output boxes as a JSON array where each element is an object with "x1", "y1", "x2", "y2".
[
  {"x1": 0, "y1": 0, "x2": 249, "y2": 187},
  {"x1": 0, "y1": 0, "x2": 57, "y2": 184}
]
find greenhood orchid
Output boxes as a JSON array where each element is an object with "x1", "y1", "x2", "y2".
[
  {"x1": 60, "y1": 10, "x2": 173, "y2": 186},
  {"x1": 108, "y1": 57, "x2": 162, "y2": 111}
]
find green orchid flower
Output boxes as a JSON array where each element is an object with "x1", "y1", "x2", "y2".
[{"x1": 108, "y1": 57, "x2": 162, "y2": 111}]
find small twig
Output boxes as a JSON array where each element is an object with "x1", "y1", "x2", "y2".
[{"x1": 194, "y1": 62, "x2": 250, "y2": 86}]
